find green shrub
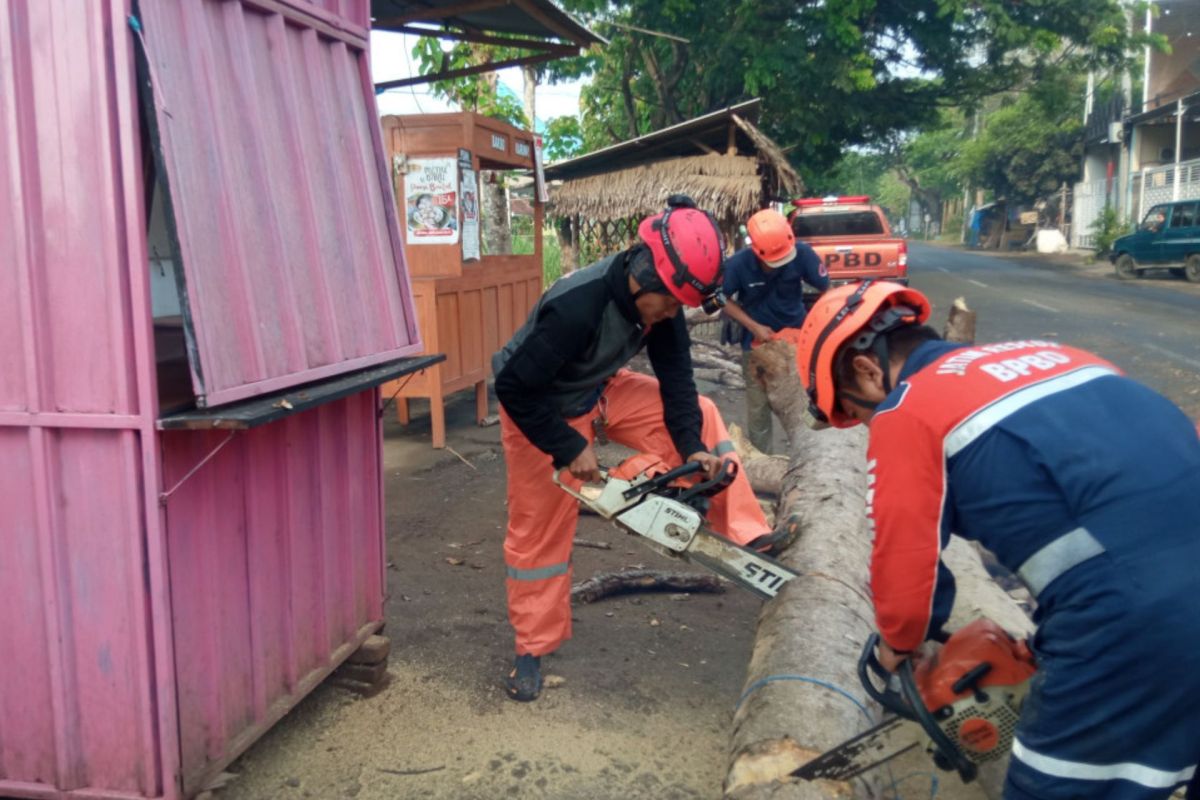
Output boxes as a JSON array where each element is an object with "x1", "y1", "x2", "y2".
[
  {"x1": 542, "y1": 227, "x2": 563, "y2": 286},
  {"x1": 1089, "y1": 206, "x2": 1131, "y2": 255}
]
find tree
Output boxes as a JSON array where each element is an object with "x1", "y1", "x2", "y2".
[
  {"x1": 542, "y1": 116, "x2": 585, "y2": 162},
  {"x1": 550, "y1": 0, "x2": 1151, "y2": 173},
  {"x1": 957, "y1": 73, "x2": 1085, "y2": 204}
]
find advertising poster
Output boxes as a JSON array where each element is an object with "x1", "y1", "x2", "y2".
[{"x1": 404, "y1": 157, "x2": 459, "y2": 245}]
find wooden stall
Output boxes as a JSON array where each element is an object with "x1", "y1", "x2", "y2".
[{"x1": 380, "y1": 112, "x2": 544, "y2": 447}]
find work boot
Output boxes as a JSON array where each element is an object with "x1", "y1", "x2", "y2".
[
  {"x1": 505, "y1": 654, "x2": 542, "y2": 702},
  {"x1": 747, "y1": 513, "x2": 802, "y2": 557}
]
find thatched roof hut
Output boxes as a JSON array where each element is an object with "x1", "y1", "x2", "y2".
[{"x1": 544, "y1": 99, "x2": 801, "y2": 263}]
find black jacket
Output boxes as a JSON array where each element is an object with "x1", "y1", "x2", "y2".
[{"x1": 492, "y1": 249, "x2": 704, "y2": 467}]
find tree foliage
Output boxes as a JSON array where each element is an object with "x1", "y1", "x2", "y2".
[
  {"x1": 957, "y1": 73, "x2": 1085, "y2": 203},
  {"x1": 551, "y1": 0, "x2": 1149, "y2": 168},
  {"x1": 410, "y1": 38, "x2": 529, "y2": 126}
]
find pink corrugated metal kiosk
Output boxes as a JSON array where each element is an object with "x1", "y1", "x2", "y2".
[{"x1": 0, "y1": 2, "x2": 440, "y2": 798}]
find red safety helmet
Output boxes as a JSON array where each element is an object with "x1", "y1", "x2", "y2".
[
  {"x1": 746, "y1": 209, "x2": 796, "y2": 267},
  {"x1": 793, "y1": 281, "x2": 931, "y2": 428},
  {"x1": 638, "y1": 195, "x2": 726, "y2": 310}
]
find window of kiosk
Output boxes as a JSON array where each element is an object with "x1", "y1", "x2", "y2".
[{"x1": 134, "y1": 0, "x2": 421, "y2": 416}]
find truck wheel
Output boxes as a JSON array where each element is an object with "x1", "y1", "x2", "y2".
[
  {"x1": 1114, "y1": 254, "x2": 1137, "y2": 280},
  {"x1": 1186, "y1": 255, "x2": 1200, "y2": 283}
]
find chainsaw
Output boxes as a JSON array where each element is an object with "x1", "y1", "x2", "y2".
[
  {"x1": 793, "y1": 618, "x2": 1037, "y2": 784},
  {"x1": 553, "y1": 455, "x2": 800, "y2": 599}
]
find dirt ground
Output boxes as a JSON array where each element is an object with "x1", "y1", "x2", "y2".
[{"x1": 212, "y1": 376, "x2": 775, "y2": 800}]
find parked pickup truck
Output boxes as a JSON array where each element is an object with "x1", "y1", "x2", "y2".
[
  {"x1": 787, "y1": 195, "x2": 909, "y2": 285},
  {"x1": 1110, "y1": 199, "x2": 1200, "y2": 282}
]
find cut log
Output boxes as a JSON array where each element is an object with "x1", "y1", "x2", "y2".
[
  {"x1": 729, "y1": 423, "x2": 789, "y2": 496},
  {"x1": 693, "y1": 367, "x2": 746, "y2": 389},
  {"x1": 570, "y1": 568, "x2": 725, "y2": 604},
  {"x1": 727, "y1": 332, "x2": 1030, "y2": 799}
]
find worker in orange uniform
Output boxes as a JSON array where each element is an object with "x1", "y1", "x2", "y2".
[
  {"x1": 721, "y1": 208, "x2": 828, "y2": 453},
  {"x1": 792, "y1": 281, "x2": 1200, "y2": 799},
  {"x1": 491, "y1": 196, "x2": 775, "y2": 702}
]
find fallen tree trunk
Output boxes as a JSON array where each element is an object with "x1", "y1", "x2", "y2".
[{"x1": 726, "y1": 335, "x2": 1031, "y2": 800}]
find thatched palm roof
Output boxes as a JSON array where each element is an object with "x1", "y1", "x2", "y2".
[
  {"x1": 545, "y1": 101, "x2": 801, "y2": 225},
  {"x1": 551, "y1": 152, "x2": 769, "y2": 224}
]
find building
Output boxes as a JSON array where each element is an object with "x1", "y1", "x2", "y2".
[{"x1": 1074, "y1": 1, "x2": 1200, "y2": 247}]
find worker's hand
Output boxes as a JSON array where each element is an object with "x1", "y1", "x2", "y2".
[
  {"x1": 568, "y1": 444, "x2": 602, "y2": 483},
  {"x1": 687, "y1": 451, "x2": 722, "y2": 480},
  {"x1": 750, "y1": 323, "x2": 775, "y2": 345},
  {"x1": 876, "y1": 639, "x2": 911, "y2": 673}
]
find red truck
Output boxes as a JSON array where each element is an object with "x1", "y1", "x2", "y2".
[{"x1": 787, "y1": 195, "x2": 909, "y2": 285}]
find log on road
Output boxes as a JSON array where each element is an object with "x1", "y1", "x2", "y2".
[{"x1": 726, "y1": 333, "x2": 1030, "y2": 800}]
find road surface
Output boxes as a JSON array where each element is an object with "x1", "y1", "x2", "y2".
[{"x1": 908, "y1": 243, "x2": 1200, "y2": 419}]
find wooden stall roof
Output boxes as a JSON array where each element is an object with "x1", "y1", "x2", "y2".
[
  {"x1": 383, "y1": 111, "x2": 538, "y2": 171},
  {"x1": 371, "y1": 0, "x2": 604, "y2": 90},
  {"x1": 544, "y1": 99, "x2": 802, "y2": 224}
]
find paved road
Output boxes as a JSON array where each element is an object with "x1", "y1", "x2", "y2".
[{"x1": 908, "y1": 242, "x2": 1200, "y2": 418}]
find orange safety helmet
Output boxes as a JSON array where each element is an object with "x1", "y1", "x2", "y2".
[
  {"x1": 793, "y1": 280, "x2": 931, "y2": 428},
  {"x1": 746, "y1": 209, "x2": 796, "y2": 268},
  {"x1": 638, "y1": 195, "x2": 726, "y2": 310}
]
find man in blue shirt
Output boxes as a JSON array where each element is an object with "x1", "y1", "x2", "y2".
[{"x1": 721, "y1": 208, "x2": 829, "y2": 452}]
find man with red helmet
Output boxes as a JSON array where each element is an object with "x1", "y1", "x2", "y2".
[
  {"x1": 490, "y1": 196, "x2": 775, "y2": 702},
  {"x1": 721, "y1": 208, "x2": 828, "y2": 453},
  {"x1": 794, "y1": 280, "x2": 1200, "y2": 799}
]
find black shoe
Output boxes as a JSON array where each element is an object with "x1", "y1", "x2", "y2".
[{"x1": 505, "y1": 654, "x2": 542, "y2": 702}]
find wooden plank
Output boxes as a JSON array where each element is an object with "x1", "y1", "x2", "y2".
[
  {"x1": 460, "y1": 289, "x2": 484, "y2": 376},
  {"x1": 437, "y1": 293, "x2": 462, "y2": 381}
]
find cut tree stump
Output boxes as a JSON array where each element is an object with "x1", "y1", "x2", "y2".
[{"x1": 943, "y1": 297, "x2": 977, "y2": 344}]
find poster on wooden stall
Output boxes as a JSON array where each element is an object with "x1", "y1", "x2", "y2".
[
  {"x1": 459, "y1": 150, "x2": 480, "y2": 261},
  {"x1": 404, "y1": 157, "x2": 459, "y2": 245}
]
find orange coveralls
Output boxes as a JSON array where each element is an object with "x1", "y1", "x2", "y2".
[{"x1": 501, "y1": 369, "x2": 769, "y2": 656}]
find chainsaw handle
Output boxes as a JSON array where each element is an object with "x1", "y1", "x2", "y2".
[
  {"x1": 858, "y1": 633, "x2": 913, "y2": 719},
  {"x1": 620, "y1": 461, "x2": 704, "y2": 501},
  {"x1": 551, "y1": 466, "x2": 609, "y2": 504},
  {"x1": 899, "y1": 660, "x2": 978, "y2": 784},
  {"x1": 676, "y1": 458, "x2": 738, "y2": 503}
]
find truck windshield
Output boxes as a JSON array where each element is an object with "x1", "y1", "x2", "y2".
[{"x1": 792, "y1": 211, "x2": 884, "y2": 237}]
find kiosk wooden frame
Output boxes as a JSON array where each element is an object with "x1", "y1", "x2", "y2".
[{"x1": 381, "y1": 112, "x2": 544, "y2": 447}]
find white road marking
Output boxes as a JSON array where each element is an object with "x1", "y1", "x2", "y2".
[
  {"x1": 936, "y1": 266, "x2": 950, "y2": 273},
  {"x1": 967, "y1": 279, "x2": 989, "y2": 288},
  {"x1": 1142, "y1": 342, "x2": 1200, "y2": 372},
  {"x1": 1021, "y1": 298, "x2": 1059, "y2": 313}
]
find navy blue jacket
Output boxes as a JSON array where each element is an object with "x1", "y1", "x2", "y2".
[{"x1": 722, "y1": 242, "x2": 829, "y2": 349}]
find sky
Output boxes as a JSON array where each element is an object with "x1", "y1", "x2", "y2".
[{"x1": 369, "y1": 30, "x2": 586, "y2": 132}]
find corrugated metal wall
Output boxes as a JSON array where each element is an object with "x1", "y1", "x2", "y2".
[
  {"x1": 0, "y1": 0, "x2": 140, "y2": 415},
  {"x1": 161, "y1": 392, "x2": 385, "y2": 794},
  {"x1": 0, "y1": 1, "x2": 163, "y2": 797},
  {"x1": 2, "y1": 1, "x2": 400, "y2": 798},
  {"x1": 138, "y1": 0, "x2": 420, "y2": 407}
]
